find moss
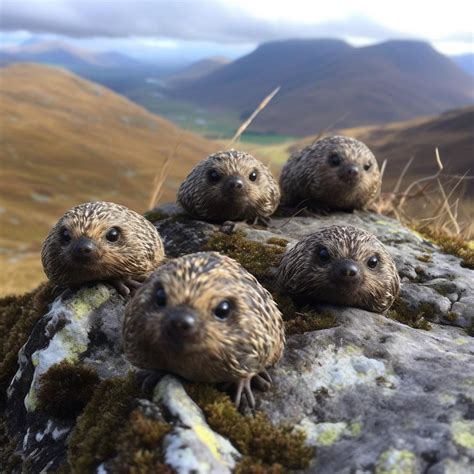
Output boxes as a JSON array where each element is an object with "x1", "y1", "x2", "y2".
[
  {"x1": 418, "y1": 228, "x2": 474, "y2": 270},
  {"x1": 273, "y1": 293, "x2": 338, "y2": 335},
  {"x1": 0, "y1": 416, "x2": 21, "y2": 473},
  {"x1": 0, "y1": 283, "x2": 56, "y2": 408},
  {"x1": 185, "y1": 383, "x2": 314, "y2": 471},
  {"x1": 37, "y1": 361, "x2": 100, "y2": 419},
  {"x1": 204, "y1": 230, "x2": 285, "y2": 283},
  {"x1": 108, "y1": 409, "x2": 172, "y2": 473},
  {"x1": 416, "y1": 254, "x2": 432, "y2": 263},
  {"x1": 387, "y1": 298, "x2": 432, "y2": 330},
  {"x1": 66, "y1": 374, "x2": 140, "y2": 472},
  {"x1": 143, "y1": 209, "x2": 170, "y2": 222},
  {"x1": 446, "y1": 312, "x2": 458, "y2": 323},
  {"x1": 266, "y1": 237, "x2": 289, "y2": 248}
]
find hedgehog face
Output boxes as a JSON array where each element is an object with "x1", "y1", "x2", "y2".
[
  {"x1": 277, "y1": 226, "x2": 400, "y2": 313},
  {"x1": 281, "y1": 136, "x2": 381, "y2": 210},
  {"x1": 123, "y1": 252, "x2": 284, "y2": 383},
  {"x1": 178, "y1": 150, "x2": 280, "y2": 222},
  {"x1": 307, "y1": 137, "x2": 380, "y2": 209},
  {"x1": 41, "y1": 202, "x2": 163, "y2": 286}
]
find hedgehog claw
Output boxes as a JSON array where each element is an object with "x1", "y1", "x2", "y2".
[
  {"x1": 110, "y1": 278, "x2": 141, "y2": 297},
  {"x1": 251, "y1": 375, "x2": 271, "y2": 392},
  {"x1": 234, "y1": 377, "x2": 256, "y2": 411},
  {"x1": 136, "y1": 370, "x2": 166, "y2": 394}
]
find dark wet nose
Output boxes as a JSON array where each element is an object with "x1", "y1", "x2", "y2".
[
  {"x1": 339, "y1": 165, "x2": 360, "y2": 184},
  {"x1": 71, "y1": 237, "x2": 98, "y2": 261},
  {"x1": 334, "y1": 260, "x2": 360, "y2": 282},
  {"x1": 225, "y1": 176, "x2": 245, "y2": 193},
  {"x1": 167, "y1": 311, "x2": 197, "y2": 339}
]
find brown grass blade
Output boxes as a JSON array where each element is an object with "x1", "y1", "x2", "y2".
[{"x1": 227, "y1": 86, "x2": 280, "y2": 147}]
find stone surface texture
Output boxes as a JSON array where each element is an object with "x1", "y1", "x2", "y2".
[{"x1": 4, "y1": 205, "x2": 474, "y2": 473}]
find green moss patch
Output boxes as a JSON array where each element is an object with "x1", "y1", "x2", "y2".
[
  {"x1": 37, "y1": 361, "x2": 100, "y2": 419},
  {"x1": 108, "y1": 409, "x2": 172, "y2": 473},
  {"x1": 419, "y1": 229, "x2": 474, "y2": 270},
  {"x1": 185, "y1": 383, "x2": 314, "y2": 472},
  {"x1": 266, "y1": 237, "x2": 289, "y2": 248},
  {"x1": 0, "y1": 283, "x2": 56, "y2": 408},
  {"x1": 66, "y1": 374, "x2": 139, "y2": 472},
  {"x1": 204, "y1": 230, "x2": 285, "y2": 282},
  {"x1": 387, "y1": 298, "x2": 432, "y2": 330}
]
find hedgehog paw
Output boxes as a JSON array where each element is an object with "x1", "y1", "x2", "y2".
[
  {"x1": 234, "y1": 376, "x2": 255, "y2": 411},
  {"x1": 110, "y1": 278, "x2": 142, "y2": 297},
  {"x1": 136, "y1": 370, "x2": 166, "y2": 394}
]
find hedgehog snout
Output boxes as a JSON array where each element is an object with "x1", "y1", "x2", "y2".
[
  {"x1": 224, "y1": 176, "x2": 246, "y2": 195},
  {"x1": 70, "y1": 236, "x2": 99, "y2": 263},
  {"x1": 164, "y1": 307, "x2": 199, "y2": 343},
  {"x1": 331, "y1": 259, "x2": 361, "y2": 285},
  {"x1": 338, "y1": 164, "x2": 360, "y2": 184}
]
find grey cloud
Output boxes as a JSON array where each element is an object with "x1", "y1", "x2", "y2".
[{"x1": 0, "y1": 0, "x2": 400, "y2": 43}]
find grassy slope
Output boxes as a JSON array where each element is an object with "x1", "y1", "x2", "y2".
[{"x1": 0, "y1": 63, "x2": 216, "y2": 295}]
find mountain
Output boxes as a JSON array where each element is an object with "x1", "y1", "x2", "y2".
[
  {"x1": 451, "y1": 53, "x2": 474, "y2": 76},
  {"x1": 0, "y1": 63, "x2": 216, "y2": 293},
  {"x1": 165, "y1": 56, "x2": 230, "y2": 86},
  {"x1": 292, "y1": 106, "x2": 474, "y2": 195},
  {"x1": 0, "y1": 40, "x2": 141, "y2": 69},
  {"x1": 176, "y1": 39, "x2": 474, "y2": 135}
]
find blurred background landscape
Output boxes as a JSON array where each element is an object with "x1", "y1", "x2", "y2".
[{"x1": 0, "y1": 0, "x2": 473, "y2": 295}]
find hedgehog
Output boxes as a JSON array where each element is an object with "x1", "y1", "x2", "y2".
[
  {"x1": 41, "y1": 201, "x2": 165, "y2": 296},
  {"x1": 280, "y1": 135, "x2": 381, "y2": 210},
  {"x1": 276, "y1": 225, "x2": 400, "y2": 313},
  {"x1": 177, "y1": 149, "x2": 280, "y2": 224},
  {"x1": 122, "y1": 251, "x2": 285, "y2": 408}
]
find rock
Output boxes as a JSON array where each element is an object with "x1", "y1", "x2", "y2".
[
  {"x1": 2, "y1": 205, "x2": 473, "y2": 472},
  {"x1": 155, "y1": 376, "x2": 240, "y2": 473}
]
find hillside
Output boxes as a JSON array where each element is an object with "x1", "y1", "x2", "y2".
[
  {"x1": 165, "y1": 56, "x2": 230, "y2": 86},
  {"x1": 0, "y1": 63, "x2": 216, "y2": 294},
  {"x1": 451, "y1": 53, "x2": 474, "y2": 76},
  {"x1": 176, "y1": 39, "x2": 474, "y2": 135},
  {"x1": 0, "y1": 40, "x2": 140, "y2": 69}
]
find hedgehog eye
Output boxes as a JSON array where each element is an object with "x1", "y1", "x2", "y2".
[
  {"x1": 364, "y1": 162, "x2": 372, "y2": 171},
  {"x1": 367, "y1": 255, "x2": 379, "y2": 269},
  {"x1": 328, "y1": 153, "x2": 342, "y2": 167},
  {"x1": 214, "y1": 300, "x2": 233, "y2": 320},
  {"x1": 208, "y1": 169, "x2": 221, "y2": 183},
  {"x1": 156, "y1": 286, "x2": 167, "y2": 307},
  {"x1": 60, "y1": 228, "x2": 71, "y2": 245},
  {"x1": 249, "y1": 170, "x2": 258, "y2": 182},
  {"x1": 317, "y1": 246, "x2": 331, "y2": 263},
  {"x1": 105, "y1": 227, "x2": 120, "y2": 242}
]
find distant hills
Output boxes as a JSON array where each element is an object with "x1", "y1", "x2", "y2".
[
  {"x1": 451, "y1": 53, "x2": 474, "y2": 76},
  {"x1": 176, "y1": 39, "x2": 474, "y2": 135},
  {"x1": 0, "y1": 63, "x2": 216, "y2": 255},
  {"x1": 164, "y1": 56, "x2": 230, "y2": 86},
  {"x1": 0, "y1": 40, "x2": 141, "y2": 70}
]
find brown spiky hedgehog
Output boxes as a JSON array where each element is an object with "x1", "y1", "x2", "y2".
[
  {"x1": 41, "y1": 201, "x2": 165, "y2": 296},
  {"x1": 123, "y1": 251, "x2": 285, "y2": 408},
  {"x1": 277, "y1": 226, "x2": 400, "y2": 313},
  {"x1": 177, "y1": 149, "x2": 280, "y2": 224},
  {"x1": 280, "y1": 136, "x2": 381, "y2": 210}
]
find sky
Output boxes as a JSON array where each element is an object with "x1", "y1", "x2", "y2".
[{"x1": 0, "y1": 0, "x2": 473, "y2": 62}]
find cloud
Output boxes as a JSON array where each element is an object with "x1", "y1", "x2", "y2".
[{"x1": 0, "y1": 0, "x2": 399, "y2": 44}]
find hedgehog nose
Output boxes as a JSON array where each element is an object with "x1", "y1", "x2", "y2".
[
  {"x1": 168, "y1": 312, "x2": 197, "y2": 338},
  {"x1": 340, "y1": 165, "x2": 360, "y2": 184},
  {"x1": 226, "y1": 177, "x2": 245, "y2": 193},
  {"x1": 335, "y1": 260, "x2": 360, "y2": 281},
  {"x1": 72, "y1": 237, "x2": 98, "y2": 261}
]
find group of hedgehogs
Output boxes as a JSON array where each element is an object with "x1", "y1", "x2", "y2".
[{"x1": 41, "y1": 135, "x2": 400, "y2": 409}]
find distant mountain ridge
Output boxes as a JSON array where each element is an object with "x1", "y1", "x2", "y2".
[
  {"x1": 165, "y1": 56, "x2": 230, "y2": 86},
  {"x1": 0, "y1": 40, "x2": 141, "y2": 69},
  {"x1": 176, "y1": 39, "x2": 474, "y2": 135}
]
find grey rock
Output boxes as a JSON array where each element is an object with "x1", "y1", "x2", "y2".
[{"x1": 5, "y1": 205, "x2": 474, "y2": 472}]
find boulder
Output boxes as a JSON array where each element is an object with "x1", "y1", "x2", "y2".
[{"x1": 2, "y1": 206, "x2": 473, "y2": 473}]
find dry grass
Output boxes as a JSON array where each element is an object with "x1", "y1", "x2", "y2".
[{"x1": 374, "y1": 148, "x2": 473, "y2": 239}]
